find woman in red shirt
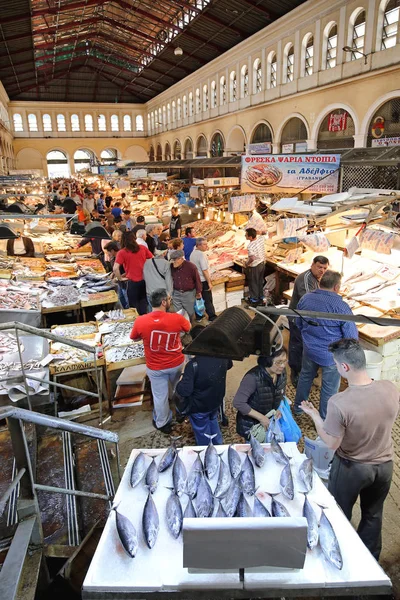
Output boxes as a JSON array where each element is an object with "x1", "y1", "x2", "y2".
[{"x1": 113, "y1": 231, "x2": 153, "y2": 314}]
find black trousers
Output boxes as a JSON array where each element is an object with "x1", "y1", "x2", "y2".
[
  {"x1": 127, "y1": 279, "x2": 148, "y2": 315},
  {"x1": 328, "y1": 454, "x2": 393, "y2": 560},
  {"x1": 202, "y1": 281, "x2": 217, "y2": 321},
  {"x1": 288, "y1": 320, "x2": 303, "y2": 374},
  {"x1": 246, "y1": 263, "x2": 265, "y2": 301}
]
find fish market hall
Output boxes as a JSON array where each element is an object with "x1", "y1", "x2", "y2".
[{"x1": 1, "y1": 0, "x2": 400, "y2": 598}]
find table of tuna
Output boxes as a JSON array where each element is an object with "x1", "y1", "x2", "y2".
[{"x1": 83, "y1": 440, "x2": 391, "y2": 599}]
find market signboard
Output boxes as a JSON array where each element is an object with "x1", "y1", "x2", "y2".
[
  {"x1": 371, "y1": 137, "x2": 400, "y2": 147},
  {"x1": 247, "y1": 142, "x2": 272, "y2": 154},
  {"x1": 204, "y1": 177, "x2": 240, "y2": 187},
  {"x1": 241, "y1": 154, "x2": 340, "y2": 194}
]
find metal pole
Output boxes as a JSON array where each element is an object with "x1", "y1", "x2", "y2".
[
  {"x1": 0, "y1": 322, "x2": 95, "y2": 353},
  {"x1": 33, "y1": 483, "x2": 111, "y2": 502},
  {"x1": 15, "y1": 329, "x2": 32, "y2": 412},
  {"x1": 256, "y1": 306, "x2": 400, "y2": 327},
  {"x1": 26, "y1": 375, "x2": 100, "y2": 398},
  {"x1": 0, "y1": 469, "x2": 26, "y2": 517}
]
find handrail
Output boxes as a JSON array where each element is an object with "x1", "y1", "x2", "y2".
[
  {"x1": 0, "y1": 469, "x2": 26, "y2": 517},
  {"x1": 0, "y1": 406, "x2": 118, "y2": 443},
  {"x1": 0, "y1": 321, "x2": 95, "y2": 353}
]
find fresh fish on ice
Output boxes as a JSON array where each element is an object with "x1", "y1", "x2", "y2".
[
  {"x1": 280, "y1": 462, "x2": 294, "y2": 500},
  {"x1": 185, "y1": 451, "x2": 203, "y2": 499},
  {"x1": 221, "y1": 476, "x2": 241, "y2": 517},
  {"x1": 113, "y1": 507, "x2": 138, "y2": 557},
  {"x1": 299, "y1": 457, "x2": 313, "y2": 492},
  {"x1": 319, "y1": 511, "x2": 343, "y2": 570},
  {"x1": 240, "y1": 453, "x2": 256, "y2": 495},
  {"x1": 130, "y1": 451, "x2": 146, "y2": 488},
  {"x1": 227, "y1": 444, "x2": 242, "y2": 478},
  {"x1": 204, "y1": 433, "x2": 220, "y2": 479},
  {"x1": 269, "y1": 494, "x2": 291, "y2": 517},
  {"x1": 302, "y1": 494, "x2": 318, "y2": 550},
  {"x1": 195, "y1": 472, "x2": 214, "y2": 518},
  {"x1": 158, "y1": 437, "x2": 180, "y2": 472},
  {"x1": 215, "y1": 500, "x2": 227, "y2": 518},
  {"x1": 166, "y1": 489, "x2": 183, "y2": 539},
  {"x1": 249, "y1": 434, "x2": 265, "y2": 468},
  {"x1": 214, "y1": 455, "x2": 231, "y2": 498},
  {"x1": 172, "y1": 452, "x2": 187, "y2": 497},
  {"x1": 235, "y1": 492, "x2": 252, "y2": 517},
  {"x1": 253, "y1": 495, "x2": 271, "y2": 517},
  {"x1": 142, "y1": 492, "x2": 159, "y2": 549},
  {"x1": 270, "y1": 436, "x2": 290, "y2": 465},
  {"x1": 145, "y1": 455, "x2": 159, "y2": 494},
  {"x1": 183, "y1": 497, "x2": 197, "y2": 519}
]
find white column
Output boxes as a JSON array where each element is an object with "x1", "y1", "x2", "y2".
[
  {"x1": 276, "y1": 40, "x2": 283, "y2": 86},
  {"x1": 272, "y1": 142, "x2": 280, "y2": 154},
  {"x1": 294, "y1": 29, "x2": 301, "y2": 80},
  {"x1": 261, "y1": 47, "x2": 266, "y2": 91},
  {"x1": 336, "y1": 5, "x2": 347, "y2": 65},
  {"x1": 365, "y1": 0, "x2": 378, "y2": 55},
  {"x1": 353, "y1": 133, "x2": 367, "y2": 147},
  {"x1": 314, "y1": 19, "x2": 321, "y2": 73},
  {"x1": 306, "y1": 138, "x2": 317, "y2": 151}
]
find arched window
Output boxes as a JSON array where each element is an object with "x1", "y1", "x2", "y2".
[
  {"x1": 229, "y1": 71, "x2": 237, "y2": 102},
  {"x1": 196, "y1": 135, "x2": 208, "y2": 157},
  {"x1": 326, "y1": 24, "x2": 338, "y2": 68},
  {"x1": 13, "y1": 114, "x2": 23, "y2": 132},
  {"x1": 98, "y1": 114, "x2": 106, "y2": 131},
  {"x1": 220, "y1": 76, "x2": 227, "y2": 105},
  {"x1": 151, "y1": 112, "x2": 155, "y2": 131},
  {"x1": 381, "y1": 0, "x2": 399, "y2": 49},
  {"x1": 188, "y1": 92, "x2": 194, "y2": 116},
  {"x1": 195, "y1": 89, "x2": 201, "y2": 114},
  {"x1": 156, "y1": 144, "x2": 162, "y2": 161},
  {"x1": 28, "y1": 114, "x2": 38, "y2": 132},
  {"x1": 281, "y1": 117, "x2": 308, "y2": 152},
  {"x1": 172, "y1": 101, "x2": 176, "y2": 122},
  {"x1": 165, "y1": 143, "x2": 171, "y2": 161},
  {"x1": 253, "y1": 59, "x2": 262, "y2": 93},
  {"x1": 101, "y1": 149, "x2": 117, "y2": 164},
  {"x1": 251, "y1": 123, "x2": 273, "y2": 144},
  {"x1": 42, "y1": 114, "x2": 52, "y2": 132},
  {"x1": 158, "y1": 108, "x2": 162, "y2": 127},
  {"x1": 241, "y1": 65, "x2": 249, "y2": 98},
  {"x1": 367, "y1": 97, "x2": 400, "y2": 146},
  {"x1": 71, "y1": 114, "x2": 80, "y2": 132},
  {"x1": 267, "y1": 52, "x2": 277, "y2": 88},
  {"x1": 184, "y1": 138, "x2": 193, "y2": 159},
  {"x1": 149, "y1": 146, "x2": 155, "y2": 161},
  {"x1": 57, "y1": 114, "x2": 66, "y2": 132},
  {"x1": 167, "y1": 104, "x2": 171, "y2": 124},
  {"x1": 211, "y1": 81, "x2": 217, "y2": 108},
  {"x1": 162, "y1": 106, "x2": 166, "y2": 127},
  {"x1": 84, "y1": 114, "x2": 93, "y2": 131},
  {"x1": 303, "y1": 35, "x2": 314, "y2": 77},
  {"x1": 47, "y1": 150, "x2": 70, "y2": 178},
  {"x1": 74, "y1": 149, "x2": 94, "y2": 172},
  {"x1": 210, "y1": 132, "x2": 224, "y2": 157},
  {"x1": 203, "y1": 85, "x2": 209, "y2": 111},
  {"x1": 173, "y1": 140, "x2": 182, "y2": 160},
  {"x1": 284, "y1": 44, "x2": 295, "y2": 83},
  {"x1": 177, "y1": 99, "x2": 182, "y2": 120},
  {"x1": 135, "y1": 115, "x2": 143, "y2": 132},
  {"x1": 183, "y1": 96, "x2": 187, "y2": 118},
  {"x1": 123, "y1": 115, "x2": 132, "y2": 131},
  {"x1": 350, "y1": 10, "x2": 366, "y2": 59},
  {"x1": 111, "y1": 114, "x2": 119, "y2": 131},
  {"x1": 147, "y1": 114, "x2": 151, "y2": 133}
]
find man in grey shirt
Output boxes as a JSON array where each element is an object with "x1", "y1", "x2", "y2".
[
  {"x1": 143, "y1": 256, "x2": 173, "y2": 308},
  {"x1": 288, "y1": 255, "x2": 329, "y2": 386}
]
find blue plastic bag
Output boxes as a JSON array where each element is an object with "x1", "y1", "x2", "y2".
[
  {"x1": 194, "y1": 297, "x2": 205, "y2": 318},
  {"x1": 265, "y1": 416, "x2": 284, "y2": 443},
  {"x1": 278, "y1": 397, "x2": 302, "y2": 443}
]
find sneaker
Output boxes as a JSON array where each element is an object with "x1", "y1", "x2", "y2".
[
  {"x1": 152, "y1": 419, "x2": 174, "y2": 434},
  {"x1": 220, "y1": 415, "x2": 229, "y2": 427},
  {"x1": 293, "y1": 408, "x2": 303, "y2": 416}
]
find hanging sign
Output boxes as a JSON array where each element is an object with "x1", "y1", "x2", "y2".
[
  {"x1": 247, "y1": 142, "x2": 272, "y2": 155},
  {"x1": 328, "y1": 112, "x2": 348, "y2": 132},
  {"x1": 241, "y1": 154, "x2": 340, "y2": 194},
  {"x1": 282, "y1": 143, "x2": 294, "y2": 154},
  {"x1": 372, "y1": 136, "x2": 400, "y2": 147},
  {"x1": 371, "y1": 116, "x2": 385, "y2": 138}
]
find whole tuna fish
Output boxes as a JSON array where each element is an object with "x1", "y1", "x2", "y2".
[
  {"x1": 142, "y1": 492, "x2": 159, "y2": 549},
  {"x1": 166, "y1": 489, "x2": 183, "y2": 539},
  {"x1": 280, "y1": 463, "x2": 294, "y2": 500},
  {"x1": 214, "y1": 456, "x2": 231, "y2": 498},
  {"x1": 195, "y1": 472, "x2": 214, "y2": 517},
  {"x1": 249, "y1": 434, "x2": 265, "y2": 468},
  {"x1": 269, "y1": 493, "x2": 291, "y2": 517},
  {"x1": 319, "y1": 511, "x2": 343, "y2": 570},
  {"x1": 158, "y1": 436, "x2": 181, "y2": 473},
  {"x1": 145, "y1": 456, "x2": 159, "y2": 494},
  {"x1": 270, "y1": 436, "x2": 290, "y2": 465},
  {"x1": 240, "y1": 453, "x2": 256, "y2": 495},
  {"x1": 302, "y1": 494, "x2": 318, "y2": 550},
  {"x1": 130, "y1": 451, "x2": 146, "y2": 488},
  {"x1": 185, "y1": 451, "x2": 203, "y2": 499},
  {"x1": 299, "y1": 458, "x2": 314, "y2": 492},
  {"x1": 172, "y1": 452, "x2": 187, "y2": 497},
  {"x1": 235, "y1": 492, "x2": 252, "y2": 517},
  {"x1": 113, "y1": 507, "x2": 138, "y2": 557},
  {"x1": 227, "y1": 445, "x2": 242, "y2": 478},
  {"x1": 204, "y1": 433, "x2": 219, "y2": 479},
  {"x1": 184, "y1": 498, "x2": 197, "y2": 519},
  {"x1": 215, "y1": 499, "x2": 227, "y2": 518},
  {"x1": 221, "y1": 476, "x2": 241, "y2": 517},
  {"x1": 253, "y1": 495, "x2": 271, "y2": 517}
]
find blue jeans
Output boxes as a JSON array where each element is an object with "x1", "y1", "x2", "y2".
[
  {"x1": 189, "y1": 410, "x2": 223, "y2": 446},
  {"x1": 294, "y1": 351, "x2": 340, "y2": 419}
]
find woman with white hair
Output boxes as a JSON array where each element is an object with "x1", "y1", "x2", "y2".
[{"x1": 136, "y1": 228, "x2": 148, "y2": 248}]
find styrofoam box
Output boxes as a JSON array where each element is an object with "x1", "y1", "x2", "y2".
[
  {"x1": 361, "y1": 337, "x2": 400, "y2": 358},
  {"x1": 227, "y1": 300, "x2": 243, "y2": 308},
  {"x1": 381, "y1": 368, "x2": 400, "y2": 382},
  {"x1": 381, "y1": 354, "x2": 400, "y2": 371},
  {"x1": 213, "y1": 283, "x2": 225, "y2": 293},
  {"x1": 214, "y1": 305, "x2": 227, "y2": 314}
]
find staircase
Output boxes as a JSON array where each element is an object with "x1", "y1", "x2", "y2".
[{"x1": 0, "y1": 406, "x2": 119, "y2": 599}]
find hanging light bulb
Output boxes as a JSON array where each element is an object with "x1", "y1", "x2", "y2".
[
  {"x1": 197, "y1": 212, "x2": 201, "y2": 219},
  {"x1": 188, "y1": 208, "x2": 192, "y2": 215}
]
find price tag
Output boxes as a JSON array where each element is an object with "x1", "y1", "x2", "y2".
[{"x1": 345, "y1": 236, "x2": 360, "y2": 259}]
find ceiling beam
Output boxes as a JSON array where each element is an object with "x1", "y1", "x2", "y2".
[
  {"x1": 6, "y1": 64, "x2": 85, "y2": 95},
  {"x1": 238, "y1": 0, "x2": 277, "y2": 20}
]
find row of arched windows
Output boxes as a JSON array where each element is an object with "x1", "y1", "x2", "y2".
[
  {"x1": 13, "y1": 112, "x2": 144, "y2": 134},
  {"x1": 148, "y1": 1, "x2": 399, "y2": 134}
]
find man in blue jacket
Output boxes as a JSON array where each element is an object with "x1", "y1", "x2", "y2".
[{"x1": 176, "y1": 325, "x2": 232, "y2": 445}]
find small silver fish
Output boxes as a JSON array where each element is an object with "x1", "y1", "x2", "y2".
[
  {"x1": 227, "y1": 444, "x2": 242, "y2": 478},
  {"x1": 221, "y1": 476, "x2": 241, "y2": 517},
  {"x1": 319, "y1": 511, "x2": 343, "y2": 570},
  {"x1": 166, "y1": 489, "x2": 183, "y2": 539},
  {"x1": 214, "y1": 456, "x2": 231, "y2": 498},
  {"x1": 142, "y1": 492, "x2": 159, "y2": 549},
  {"x1": 270, "y1": 436, "x2": 290, "y2": 465},
  {"x1": 215, "y1": 499, "x2": 227, "y2": 518},
  {"x1": 113, "y1": 507, "x2": 138, "y2": 557},
  {"x1": 183, "y1": 498, "x2": 197, "y2": 519},
  {"x1": 302, "y1": 494, "x2": 318, "y2": 550},
  {"x1": 235, "y1": 492, "x2": 252, "y2": 517},
  {"x1": 130, "y1": 451, "x2": 146, "y2": 488},
  {"x1": 158, "y1": 436, "x2": 181, "y2": 473},
  {"x1": 299, "y1": 458, "x2": 313, "y2": 492},
  {"x1": 145, "y1": 456, "x2": 159, "y2": 494},
  {"x1": 253, "y1": 495, "x2": 271, "y2": 517},
  {"x1": 240, "y1": 453, "x2": 256, "y2": 495},
  {"x1": 172, "y1": 452, "x2": 187, "y2": 497},
  {"x1": 249, "y1": 434, "x2": 265, "y2": 468},
  {"x1": 269, "y1": 494, "x2": 291, "y2": 517},
  {"x1": 195, "y1": 472, "x2": 214, "y2": 518},
  {"x1": 204, "y1": 433, "x2": 220, "y2": 479},
  {"x1": 185, "y1": 451, "x2": 203, "y2": 499},
  {"x1": 280, "y1": 463, "x2": 294, "y2": 500}
]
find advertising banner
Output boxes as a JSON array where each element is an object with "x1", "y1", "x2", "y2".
[
  {"x1": 247, "y1": 142, "x2": 272, "y2": 154},
  {"x1": 241, "y1": 154, "x2": 340, "y2": 194}
]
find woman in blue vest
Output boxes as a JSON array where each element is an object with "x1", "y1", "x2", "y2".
[{"x1": 233, "y1": 349, "x2": 287, "y2": 440}]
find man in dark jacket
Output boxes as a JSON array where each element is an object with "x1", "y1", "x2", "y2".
[{"x1": 175, "y1": 325, "x2": 232, "y2": 445}]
